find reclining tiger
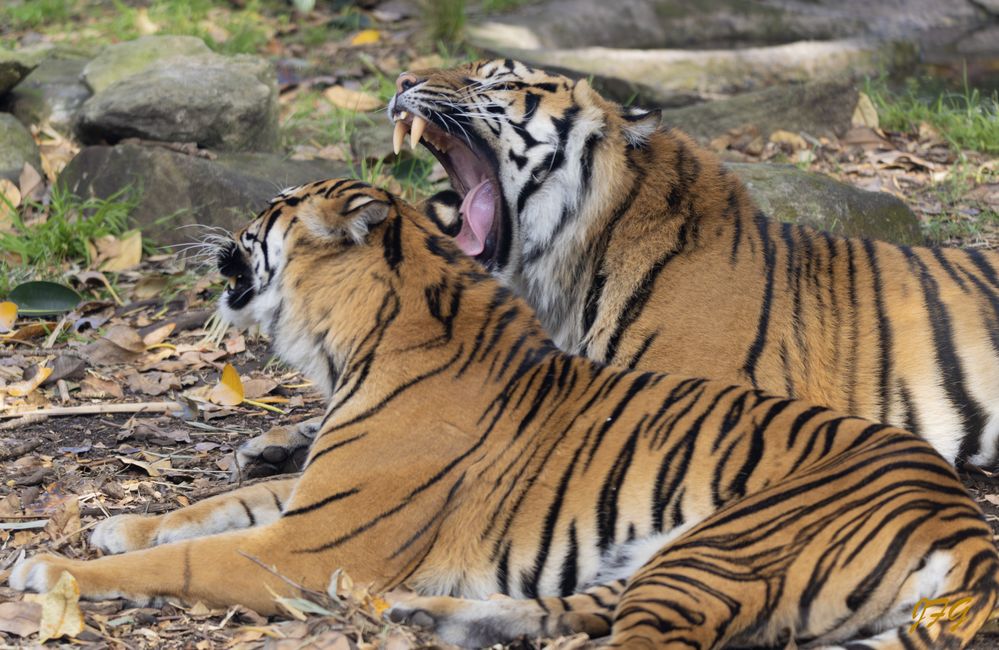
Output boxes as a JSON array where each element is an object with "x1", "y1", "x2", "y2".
[
  {"x1": 11, "y1": 179, "x2": 998, "y2": 649},
  {"x1": 375, "y1": 59, "x2": 999, "y2": 472}
]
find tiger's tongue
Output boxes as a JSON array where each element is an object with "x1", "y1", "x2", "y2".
[{"x1": 455, "y1": 179, "x2": 495, "y2": 257}]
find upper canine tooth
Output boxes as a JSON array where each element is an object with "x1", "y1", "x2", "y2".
[
  {"x1": 228, "y1": 277, "x2": 237, "y2": 289},
  {"x1": 399, "y1": 111, "x2": 409, "y2": 120},
  {"x1": 393, "y1": 120, "x2": 407, "y2": 155},
  {"x1": 410, "y1": 116, "x2": 427, "y2": 149}
]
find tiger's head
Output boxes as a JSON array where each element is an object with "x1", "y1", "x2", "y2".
[
  {"x1": 388, "y1": 59, "x2": 661, "y2": 280},
  {"x1": 216, "y1": 179, "x2": 426, "y2": 396}
]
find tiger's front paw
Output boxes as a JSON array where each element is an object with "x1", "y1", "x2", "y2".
[
  {"x1": 232, "y1": 418, "x2": 319, "y2": 480},
  {"x1": 91, "y1": 514, "x2": 158, "y2": 554},
  {"x1": 9, "y1": 554, "x2": 70, "y2": 593}
]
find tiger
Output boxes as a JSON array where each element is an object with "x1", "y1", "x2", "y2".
[
  {"x1": 11, "y1": 179, "x2": 998, "y2": 649},
  {"x1": 382, "y1": 58, "x2": 999, "y2": 471}
]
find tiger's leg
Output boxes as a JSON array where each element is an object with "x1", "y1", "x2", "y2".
[
  {"x1": 388, "y1": 581, "x2": 623, "y2": 647},
  {"x1": 232, "y1": 417, "x2": 321, "y2": 479},
  {"x1": 11, "y1": 519, "x2": 328, "y2": 612},
  {"x1": 91, "y1": 478, "x2": 296, "y2": 554},
  {"x1": 605, "y1": 471, "x2": 999, "y2": 649}
]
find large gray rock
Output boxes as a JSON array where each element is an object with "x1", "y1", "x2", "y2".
[
  {"x1": 57, "y1": 144, "x2": 352, "y2": 245},
  {"x1": 480, "y1": 39, "x2": 915, "y2": 107},
  {"x1": 4, "y1": 53, "x2": 92, "y2": 132},
  {"x1": 76, "y1": 53, "x2": 279, "y2": 152},
  {"x1": 0, "y1": 113, "x2": 42, "y2": 182},
  {"x1": 470, "y1": 0, "x2": 987, "y2": 51},
  {"x1": 0, "y1": 48, "x2": 39, "y2": 96},
  {"x1": 729, "y1": 163, "x2": 923, "y2": 245},
  {"x1": 661, "y1": 78, "x2": 858, "y2": 142},
  {"x1": 81, "y1": 35, "x2": 211, "y2": 93}
]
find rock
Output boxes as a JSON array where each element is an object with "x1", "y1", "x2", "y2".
[
  {"x1": 469, "y1": 0, "x2": 986, "y2": 51},
  {"x1": 481, "y1": 39, "x2": 916, "y2": 107},
  {"x1": 57, "y1": 144, "x2": 352, "y2": 245},
  {"x1": 661, "y1": 78, "x2": 858, "y2": 142},
  {"x1": 0, "y1": 113, "x2": 42, "y2": 182},
  {"x1": 728, "y1": 163, "x2": 923, "y2": 245},
  {"x1": 76, "y1": 53, "x2": 279, "y2": 152},
  {"x1": 3, "y1": 53, "x2": 92, "y2": 132},
  {"x1": 0, "y1": 49, "x2": 39, "y2": 96},
  {"x1": 81, "y1": 35, "x2": 211, "y2": 93}
]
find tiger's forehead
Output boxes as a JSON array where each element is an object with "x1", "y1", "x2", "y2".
[
  {"x1": 419, "y1": 59, "x2": 579, "y2": 115},
  {"x1": 237, "y1": 178, "x2": 385, "y2": 241}
]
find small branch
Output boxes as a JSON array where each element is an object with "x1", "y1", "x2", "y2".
[
  {"x1": 0, "y1": 438, "x2": 42, "y2": 460},
  {"x1": 0, "y1": 401, "x2": 185, "y2": 419}
]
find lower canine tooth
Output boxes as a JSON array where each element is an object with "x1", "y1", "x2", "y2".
[
  {"x1": 410, "y1": 115, "x2": 427, "y2": 149},
  {"x1": 393, "y1": 120, "x2": 407, "y2": 155}
]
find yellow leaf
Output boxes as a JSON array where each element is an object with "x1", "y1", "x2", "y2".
[
  {"x1": 323, "y1": 86, "x2": 382, "y2": 113},
  {"x1": 142, "y1": 322, "x2": 176, "y2": 348},
  {"x1": 0, "y1": 178, "x2": 21, "y2": 210},
  {"x1": 350, "y1": 29, "x2": 380, "y2": 46},
  {"x1": 0, "y1": 301, "x2": 17, "y2": 333},
  {"x1": 208, "y1": 363, "x2": 244, "y2": 406},
  {"x1": 370, "y1": 595, "x2": 390, "y2": 616},
  {"x1": 5, "y1": 367, "x2": 52, "y2": 397},
  {"x1": 851, "y1": 92, "x2": 879, "y2": 129},
  {"x1": 99, "y1": 230, "x2": 143, "y2": 272},
  {"x1": 135, "y1": 7, "x2": 160, "y2": 34},
  {"x1": 116, "y1": 455, "x2": 172, "y2": 477},
  {"x1": 24, "y1": 571, "x2": 84, "y2": 643}
]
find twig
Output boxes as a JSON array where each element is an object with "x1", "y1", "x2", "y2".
[
  {"x1": 0, "y1": 413, "x2": 48, "y2": 430},
  {"x1": 0, "y1": 438, "x2": 42, "y2": 460},
  {"x1": 0, "y1": 401, "x2": 185, "y2": 419}
]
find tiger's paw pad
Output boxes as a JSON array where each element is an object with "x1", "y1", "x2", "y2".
[
  {"x1": 233, "y1": 420, "x2": 318, "y2": 480},
  {"x1": 91, "y1": 514, "x2": 154, "y2": 554}
]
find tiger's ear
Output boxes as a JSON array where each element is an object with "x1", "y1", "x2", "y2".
[
  {"x1": 424, "y1": 190, "x2": 463, "y2": 237},
  {"x1": 620, "y1": 106, "x2": 661, "y2": 146},
  {"x1": 302, "y1": 196, "x2": 390, "y2": 245}
]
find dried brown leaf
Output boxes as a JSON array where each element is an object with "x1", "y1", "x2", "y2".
[{"x1": 0, "y1": 600, "x2": 41, "y2": 637}]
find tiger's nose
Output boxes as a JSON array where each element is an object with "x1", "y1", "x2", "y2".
[{"x1": 396, "y1": 72, "x2": 420, "y2": 94}]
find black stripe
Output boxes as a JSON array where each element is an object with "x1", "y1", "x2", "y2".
[{"x1": 741, "y1": 212, "x2": 776, "y2": 386}]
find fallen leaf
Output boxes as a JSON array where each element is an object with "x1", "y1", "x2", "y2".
[
  {"x1": 769, "y1": 129, "x2": 808, "y2": 150},
  {"x1": 5, "y1": 366, "x2": 52, "y2": 397},
  {"x1": 323, "y1": 86, "x2": 382, "y2": 112},
  {"x1": 0, "y1": 601, "x2": 41, "y2": 637},
  {"x1": 124, "y1": 369, "x2": 182, "y2": 396},
  {"x1": 18, "y1": 163, "x2": 44, "y2": 202},
  {"x1": 116, "y1": 455, "x2": 172, "y2": 477},
  {"x1": 208, "y1": 363, "x2": 244, "y2": 406},
  {"x1": 0, "y1": 301, "x2": 17, "y2": 333},
  {"x1": 407, "y1": 54, "x2": 444, "y2": 70},
  {"x1": 242, "y1": 377, "x2": 278, "y2": 399},
  {"x1": 79, "y1": 374, "x2": 124, "y2": 399},
  {"x1": 44, "y1": 498, "x2": 80, "y2": 542},
  {"x1": 105, "y1": 324, "x2": 146, "y2": 353},
  {"x1": 0, "y1": 178, "x2": 21, "y2": 211},
  {"x1": 142, "y1": 322, "x2": 176, "y2": 347},
  {"x1": 135, "y1": 7, "x2": 160, "y2": 34},
  {"x1": 851, "y1": 92, "x2": 879, "y2": 129},
  {"x1": 350, "y1": 29, "x2": 380, "y2": 46},
  {"x1": 24, "y1": 571, "x2": 85, "y2": 642},
  {"x1": 98, "y1": 230, "x2": 143, "y2": 272}
]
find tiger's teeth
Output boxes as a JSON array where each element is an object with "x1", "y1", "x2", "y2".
[
  {"x1": 410, "y1": 115, "x2": 427, "y2": 149},
  {"x1": 228, "y1": 277, "x2": 237, "y2": 289},
  {"x1": 393, "y1": 120, "x2": 407, "y2": 155},
  {"x1": 399, "y1": 111, "x2": 409, "y2": 120}
]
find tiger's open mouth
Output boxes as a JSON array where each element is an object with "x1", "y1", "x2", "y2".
[
  {"x1": 217, "y1": 241, "x2": 255, "y2": 310},
  {"x1": 389, "y1": 110, "x2": 503, "y2": 269}
]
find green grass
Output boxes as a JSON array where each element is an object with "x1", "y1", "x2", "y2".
[
  {"x1": 422, "y1": 0, "x2": 466, "y2": 44},
  {"x1": 2, "y1": 0, "x2": 275, "y2": 55},
  {"x1": 480, "y1": 0, "x2": 533, "y2": 12},
  {"x1": 0, "y1": 184, "x2": 138, "y2": 272},
  {"x1": 865, "y1": 76, "x2": 999, "y2": 155}
]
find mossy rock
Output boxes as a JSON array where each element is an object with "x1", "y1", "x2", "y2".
[
  {"x1": 728, "y1": 163, "x2": 923, "y2": 245},
  {"x1": 82, "y1": 35, "x2": 211, "y2": 93},
  {"x1": 0, "y1": 113, "x2": 42, "y2": 182}
]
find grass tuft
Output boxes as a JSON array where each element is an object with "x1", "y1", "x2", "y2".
[
  {"x1": 0, "y1": 184, "x2": 138, "y2": 271},
  {"x1": 865, "y1": 75, "x2": 999, "y2": 155},
  {"x1": 422, "y1": 0, "x2": 466, "y2": 45}
]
